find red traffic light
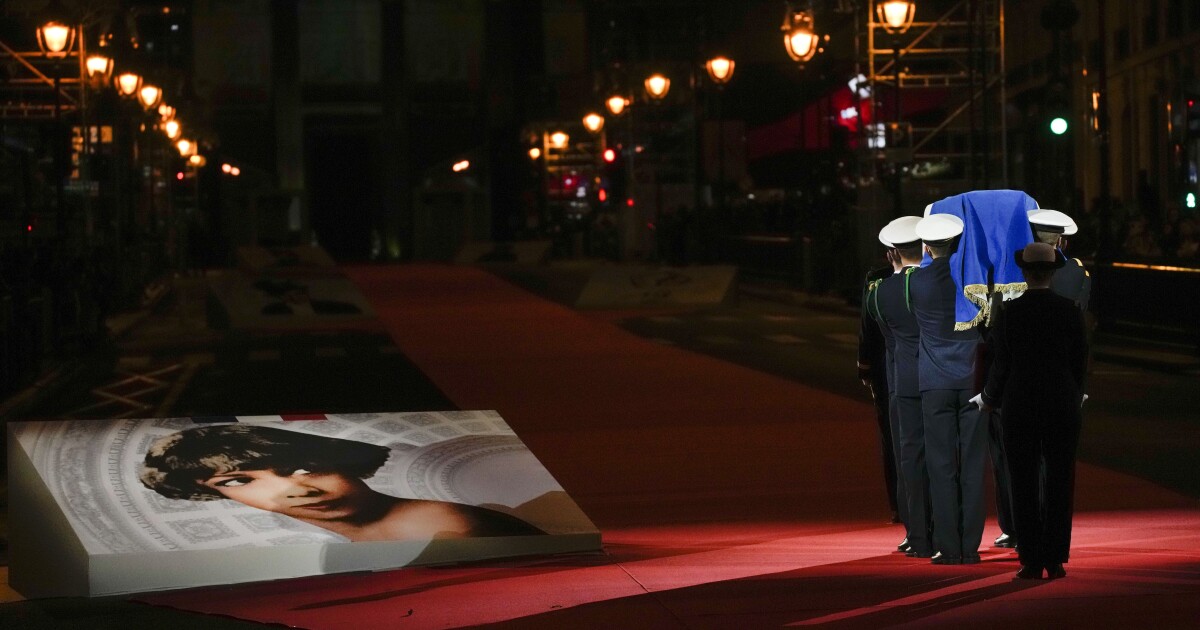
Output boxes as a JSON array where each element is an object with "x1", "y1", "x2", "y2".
[
  {"x1": 603, "y1": 148, "x2": 616, "y2": 163},
  {"x1": 598, "y1": 189, "x2": 608, "y2": 202}
]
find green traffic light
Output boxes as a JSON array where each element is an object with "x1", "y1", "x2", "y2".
[{"x1": 1050, "y1": 117, "x2": 1069, "y2": 135}]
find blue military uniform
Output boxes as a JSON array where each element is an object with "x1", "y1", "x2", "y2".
[
  {"x1": 909, "y1": 254, "x2": 988, "y2": 563},
  {"x1": 869, "y1": 264, "x2": 932, "y2": 556}
]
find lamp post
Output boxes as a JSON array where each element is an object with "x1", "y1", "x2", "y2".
[
  {"x1": 781, "y1": 4, "x2": 820, "y2": 64},
  {"x1": 876, "y1": 0, "x2": 915, "y2": 217},
  {"x1": 644, "y1": 73, "x2": 670, "y2": 101},
  {"x1": 704, "y1": 56, "x2": 735, "y2": 86},
  {"x1": 583, "y1": 113, "x2": 607, "y2": 205},
  {"x1": 704, "y1": 55, "x2": 736, "y2": 215},
  {"x1": 38, "y1": 19, "x2": 77, "y2": 241},
  {"x1": 605, "y1": 94, "x2": 629, "y2": 117},
  {"x1": 114, "y1": 71, "x2": 142, "y2": 98},
  {"x1": 582, "y1": 112, "x2": 605, "y2": 134},
  {"x1": 137, "y1": 84, "x2": 163, "y2": 111},
  {"x1": 85, "y1": 52, "x2": 114, "y2": 87}
]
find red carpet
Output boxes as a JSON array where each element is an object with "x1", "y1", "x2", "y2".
[{"x1": 140, "y1": 264, "x2": 1200, "y2": 628}]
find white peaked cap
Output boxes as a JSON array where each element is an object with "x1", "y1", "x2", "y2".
[
  {"x1": 915, "y1": 213, "x2": 964, "y2": 243},
  {"x1": 923, "y1": 203, "x2": 934, "y2": 217},
  {"x1": 878, "y1": 216, "x2": 923, "y2": 247},
  {"x1": 1027, "y1": 209, "x2": 1078, "y2": 236}
]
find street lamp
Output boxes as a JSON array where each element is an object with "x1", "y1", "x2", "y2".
[
  {"x1": 781, "y1": 4, "x2": 820, "y2": 63},
  {"x1": 876, "y1": 1, "x2": 916, "y2": 218},
  {"x1": 36, "y1": 21, "x2": 76, "y2": 58},
  {"x1": 163, "y1": 119, "x2": 182, "y2": 140},
  {"x1": 605, "y1": 94, "x2": 630, "y2": 116},
  {"x1": 528, "y1": 147, "x2": 542, "y2": 160},
  {"x1": 549, "y1": 131, "x2": 569, "y2": 150},
  {"x1": 644, "y1": 73, "x2": 670, "y2": 101},
  {"x1": 158, "y1": 103, "x2": 176, "y2": 121},
  {"x1": 138, "y1": 84, "x2": 163, "y2": 110},
  {"x1": 176, "y1": 138, "x2": 197, "y2": 157},
  {"x1": 583, "y1": 112, "x2": 605, "y2": 134},
  {"x1": 85, "y1": 52, "x2": 114, "y2": 86},
  {"x1": 705, "y1": 56, "x2": 736, "y2": 86},
  {"x1": 114, "y1": 71, "x2": 142, "y2": 98},
  {"x1": 877, "y1": 1, "x2": 916, "y2": 34},
  {"x1": 188, "y1": 154, "x2": 207, "y2": 167}
]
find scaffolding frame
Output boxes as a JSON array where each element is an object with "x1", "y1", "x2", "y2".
[{"x1": 866, "y1": 0, "x2": 1008, "y2": 189}]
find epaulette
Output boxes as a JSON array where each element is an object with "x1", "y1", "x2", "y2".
[{"x1": 1073, "y1": 258, "x2": 1089, "y2": 276}]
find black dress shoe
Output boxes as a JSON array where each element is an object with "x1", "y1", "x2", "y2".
[
  {"x1": 930, "y1": 552, "x2": 962, "y2": 565},
  {"x1": 1045, "y1": 564, "x2": 1067, "y2": 579},
  {"x1": 905, "y1": 548, "x2": 933, "y2": 558},
  {"x1": 1015, "y1": 565, "x2": 1043, "y2": 580},
  {"x1": 993, "y1": 534, "x2": 1017, "y2": 548},
  {"x1": 897, "y1": 537, "x2": 910, "y2": 553},
  {"x1": 962, "y1": 554, "x2": 981, "y2": 564}
]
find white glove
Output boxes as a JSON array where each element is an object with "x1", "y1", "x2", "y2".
[
  {"x1": 969, "y1": 393, "x2": 984, "y2": 410},
  {"x1": 1081, "y1": 394, "x2": 1089, "y2": 407}
]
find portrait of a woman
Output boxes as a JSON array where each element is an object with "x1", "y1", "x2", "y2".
[{"x1": 139, "y1": 424, "x2": 546, "y2": 542}]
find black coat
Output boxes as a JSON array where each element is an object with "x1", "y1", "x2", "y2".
[{"x1": 981, "y1": 289, "x2": 1088, "y2": 412}]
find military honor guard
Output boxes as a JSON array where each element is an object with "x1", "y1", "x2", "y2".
[
  {"x1": 858, "y1": 254, "x2": 903, "y2": 527},
  {"x1": 909, "y1": 213, "x2": 989, "y2": 565},
  {"x1": 1027, "y1": 209, "x2": 1091, "y2": 311},
  {"x1": 976, "y1": 242, "x2": 1089, "y2": 580},
  {"x1": 868, "y1": 216, "x2": 933, "y2": 558}
]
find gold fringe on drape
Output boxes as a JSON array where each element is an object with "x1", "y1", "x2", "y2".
[{"x1": 953, "y1": 282, "x2": 1028, "y2": 331}]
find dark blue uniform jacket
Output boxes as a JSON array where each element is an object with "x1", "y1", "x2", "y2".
[
  {"x1": 870, "y1": 266, "x2": 922, "y2": 397},
  {"x1": 909, "y1": 256, "x2": 982, "y2": 392}
]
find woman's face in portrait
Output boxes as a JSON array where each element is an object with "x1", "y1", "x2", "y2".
[{"x1": 202, "y1": 468, "x2": 369, "y2": 521}]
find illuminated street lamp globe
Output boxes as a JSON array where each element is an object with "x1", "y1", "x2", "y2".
[
  {"x1": 176, "y1": 138, "x2": 197, "y2": 157},
  {"x1": 114, "y1": 72, "x2": 142, "y2": 98},
  {"x1": 85, "y1": 53, "x2": 114, "y2": 85},
  {"x1": 582, "y1": 112, "x2": 605, "y2": 134},
  {"x1": 644, "y1": 73, "x2": 670, "y2": 101},
  {"x1": 37, "y1": 21, "x2": 76, "y2": 58},
  {"x1": 163, "y1": 119, "x2": 182, "y2": 140},
  {"x1": 605, "y1": 95, "x2": 629, "y2": 116},
  {"x1": 158, "y1": 103, "x2": 176, "y2": 121},
  {"x1": 188, "y1": 154, "x2": 207, "y2": 167},
  {"x1": 528, "y1": 147, "x2": 542, "y2": 160},
  {"x1": 138, "y1": 84, "x2": 163, "y2": 110},
  {"x1": 549, "y1": 131, "x2": 569, "y2": 150},
  {"x1": 705, "y1": 56, "x2": 736, "y2": 86},
  {"x1": 781, "y1": 7, "x2": 820, "y2": 63},
  {"x1": 877, "y1": 1, "x2": 917, "y2": 35}
]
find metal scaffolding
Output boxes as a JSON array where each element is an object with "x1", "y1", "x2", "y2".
[{"x1": 866, "y1": 0, "x2": 1007, "y2": 190}]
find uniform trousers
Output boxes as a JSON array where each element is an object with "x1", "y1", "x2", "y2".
[
  {"x1": 922, "y1": 389, "x2": 988, "y2": 559},
  {"x1": 886, "y1": 393, "x2": 907, "y2": 524},
  {"x1": 870, "y1": 373, "x2": 901, "y2": 519},
  {"x1": 896, "y1": 394, "x2": 931, "y2": 553},
  {"x1": 1002, "y1": 404, "x2": 1081, "y2": 567},
  {"x1": 987, "y1": 408, "x2": 1017, "y2": 537}
]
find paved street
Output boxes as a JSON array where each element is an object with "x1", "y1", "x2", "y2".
[
  {"x1": 1, "y1": 262, "x2": 1198, "y2": 628},
  {"x1": 494, "y1": 263, "x2": 1200, "y2": 500}
]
